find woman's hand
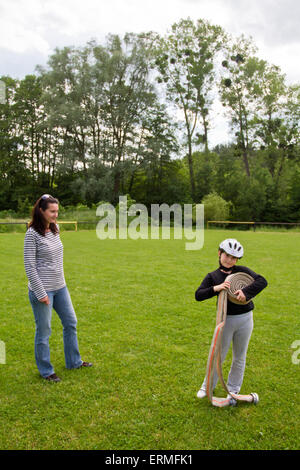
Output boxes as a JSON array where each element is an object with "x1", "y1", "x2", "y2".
[
  {"x1": 213, "y1": 280, "x2": 231, "y2": 293},
  {"x1": 39, "y1": 295, "x2": 50, "y2": 305},
  {"x1": 234, "y1": 289, "x2": 246, "y2": 302}
]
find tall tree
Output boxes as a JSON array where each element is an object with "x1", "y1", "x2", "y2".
[
  {"x1": 38, "y1": 34, "x2": 161, "y2": 203},
  {"x1": 128, "y1": 103, "x2": 179, "y2": 203},
  {"x1": 37, "y1": 44, "x2": 99, "y2": 176},
  {"x1": 0, "y1": 76, "x2": 31, "y2": 208},
  {"x1": 95, "y1": 33, "x2": 159, "y2": 199},
  {"x1": 154, "y1": 18, "x2": 225, "y2": 201},
  {"x1": 221, "y1": 37, "x2": 297, "y2": 194},
  {"x1": 13, "y1": 74, "x2": 56, "y2": 187},
  {"x1": 220, "y1": 36, "x2": 260, "y2": 177}
]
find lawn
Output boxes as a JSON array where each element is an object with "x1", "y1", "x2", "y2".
[{"x1": 0, "y1": 229, "x2": 299, "y2": 450}]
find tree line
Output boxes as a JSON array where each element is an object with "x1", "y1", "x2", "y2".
[{"x1": 0, "y1": 18, "x2": 299, "y2": 222}]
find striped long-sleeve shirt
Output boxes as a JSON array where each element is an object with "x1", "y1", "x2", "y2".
[{"x1": 24, "y1": 226, "x2": 66, "y2": 300}]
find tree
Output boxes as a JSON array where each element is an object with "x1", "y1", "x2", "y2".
[
  {"x1": 250, "y1": 63, "x2": 292, "y2": 190},
  {"x1": 154, "y1": 18, "x2": 225, "y2": 201},
  {"x1": 94, "y1": 33, "x2": 159, "y2": 200},
  {"x1": 0, "y1": 76, "x2": 31, "y2": 209},
  {"x1": 201, "y1": 192, "x2": 231, "y2": 222},
  {"x1": 220, "y1": 36, "x2": 260, "y2": 177},
  {"x1": 38, "y1": 34, "x2": 162, "y2": 203},
  {"x1": 13, "y1": 74, "x2": 56, "y2": 187},
  {"x1": 37, "y1": 43, "x2": 101, "y2": 177}
]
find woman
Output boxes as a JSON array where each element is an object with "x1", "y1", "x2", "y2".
[
  {"x1": 195, "y1": 238, "x2": 267, "y2": 399},
  {"x1": 24, "y1": 194, "x2": 92, "y2": 382}
]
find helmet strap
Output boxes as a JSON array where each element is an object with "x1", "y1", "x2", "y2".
[{"x1": 219, "y1": 256, "x2": 234, "y2": 272}]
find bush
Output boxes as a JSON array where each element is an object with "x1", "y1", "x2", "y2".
[
  {"x1": 201, "y1": 192, "x2": 231, "y2": 222},
  {"x1": 0, "y1": 209, "x2": 18, "y2": 219},
  {"x1": 17, "y1": 197, "x2": 32, "y2": 217}
]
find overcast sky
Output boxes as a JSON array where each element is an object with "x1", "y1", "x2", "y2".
[{"x1": 0, "y1": 0, "x2": 299, "y2": 144}]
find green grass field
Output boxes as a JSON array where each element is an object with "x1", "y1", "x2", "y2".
[{"x1": 0, "y1": 229, "x2": 299, "y2": 450}]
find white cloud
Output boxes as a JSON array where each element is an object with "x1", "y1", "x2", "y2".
[
  {"x1": 1, "y1": 0, "x2": 299, "y2": 81},
  {"x1": 0, "y1": 1, "x2": 50, "y2": 54},
  {"x1": 0, "y1": 0, "x2": 299, "y2": 146},
  {"x1": 224, "y1": 0, "x2": 300, "y2": 46}
]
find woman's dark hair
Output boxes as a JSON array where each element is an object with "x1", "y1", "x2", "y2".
[{"x1": 28, "y1": 194, "x2": 59, "y2": 236}]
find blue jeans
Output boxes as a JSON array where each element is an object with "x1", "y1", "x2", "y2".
[{"x1": 29, "y1": 286, "x2": 83, "y2": 378}]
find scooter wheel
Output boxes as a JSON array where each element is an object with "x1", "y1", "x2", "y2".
[
  {"x1": 250, "y1": 392, "x2": 259, "y2": 405},
  {"x1": 229, "y1": 397, "x2": 237, "y2": 407}
]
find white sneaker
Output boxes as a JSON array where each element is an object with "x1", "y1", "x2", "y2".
[{"x1": 197, "y1": 388, "x2": 207, "y2": 398}]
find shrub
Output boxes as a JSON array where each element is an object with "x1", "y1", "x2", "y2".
[{"x1": 201, "y1": 192, "x2": 231, "y2": 222}]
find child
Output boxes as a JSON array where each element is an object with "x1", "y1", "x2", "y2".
[{"x1": 195, "y1": 238, "x2": 267, "y2": 398}]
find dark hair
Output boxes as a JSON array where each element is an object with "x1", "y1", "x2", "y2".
[{"x1": 28, "y1": 194, "x2": 59, "y2": 236}]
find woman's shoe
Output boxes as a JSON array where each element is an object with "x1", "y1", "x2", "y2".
[
  {"x1": 45, "y1": 373, "x2": 61, "y2": 382},
  {"x1": 78, "y1": 361, "x2": 93, "y2": 368}
]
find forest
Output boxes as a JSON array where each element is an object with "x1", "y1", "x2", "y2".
[{"x1": 1, "y1": 18, "x2": 299, "y2": 222}]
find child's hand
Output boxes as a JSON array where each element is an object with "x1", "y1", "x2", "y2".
[
  {"x1": 214, "y1": 280, "x2": 231, "y2": 293},
  {"x1": 234, "y1": 289, "x2": 246, "y2": 302}
]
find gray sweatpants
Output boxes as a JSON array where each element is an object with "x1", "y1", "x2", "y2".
[{"x1": 201, "y1": 311, "x2": 254, "y2": 394}]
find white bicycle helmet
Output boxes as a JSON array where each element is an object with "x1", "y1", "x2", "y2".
[{"x1": 219, "y1": 238, "x2": 244, "y2": 258}]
